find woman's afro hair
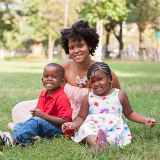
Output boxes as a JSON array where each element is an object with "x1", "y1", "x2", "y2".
[{"x1": 60, "y1": 20, "x2": 99, "y2": 56}]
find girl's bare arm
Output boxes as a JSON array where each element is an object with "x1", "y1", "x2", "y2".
[
  {"x1": 120, "y1": 90, "x2": 156, "y2": 127},
  {"x1": 62, "y1": 94, "x2": 90, "y2": 131}
]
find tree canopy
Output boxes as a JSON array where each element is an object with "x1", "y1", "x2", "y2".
[
  {"x1": 127, "y1": 0, "x2": 160, "y2": 49},
  {"x1": 77, "y1": 0, "x2": 128, "y2": 24},
  {"x1": 0, "y1": 0, "x2": 79, "y2": 50}
]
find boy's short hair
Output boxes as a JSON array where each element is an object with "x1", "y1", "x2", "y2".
[
  {"x1": 60, "y1": 20, "x2": 99, "y2": 56},
  {"x1": 45, "y1": 63, "x2": 65, "y2": 79}
]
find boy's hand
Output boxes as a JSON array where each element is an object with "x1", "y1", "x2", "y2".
[
  {"x1": 145, "y1": 118, "x2": 156, "y2": 128},
  {"x1": 30, "y1": 108, "x2": 44, "y2": 118},
  {"x1": 61, "y1": 122, "x2": 75, "y2": 133}
]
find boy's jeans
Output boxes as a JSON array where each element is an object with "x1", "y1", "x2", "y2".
[{"x1": 12, "y1": 117, "x2": 63, "y2": 146}]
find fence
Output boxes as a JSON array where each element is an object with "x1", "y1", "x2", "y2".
[
  {"x1": 121, "y1": 49, "x2": 160, "y2": 62},
  {"x1": 1, "y1": 48, "x2": 160, "y2": 62},
  {"x1": 0, "y1": 49, "x2": 31, "y2": 59}
]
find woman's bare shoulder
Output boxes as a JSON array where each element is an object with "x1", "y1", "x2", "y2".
[{"x1": 61, "y1": 59, "x2": 75, "y2": 69}]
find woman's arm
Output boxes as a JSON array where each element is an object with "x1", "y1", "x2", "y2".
[{"x1": 111, "y1": 70, "x2": 120, "y2": 89}]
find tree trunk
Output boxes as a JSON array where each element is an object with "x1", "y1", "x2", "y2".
[
  {"x1": 139, "y1": 30, "x2": 147, "y2": 60},
  {"x1": 61, "y1": 0, "x2": 69, "y2": 61},
  {"x1": 64, "y1": 0, "x2": 69, "y2": 28},
  {"x1": 119, "y1": 22, "x2": 123, "y2": 51},
  {"x1": 113, "y1": 21, "x2": 123, "y2": 58},
  {"x1": 139, "y1": 31, "x2": 145, "y2": 50},
  {"x1": 0, "y1": 49, "x2": 4, "y2": 59},
  {"x1": 93, "y1": 19, "x2": 103, "y2": 62},
  {"x1": 10, "y1": 50, "x2": 15, "y2": 58},
  {"x1": 48, "y1": 35, "x2": 55, "y2": 63},
  {"x1": 106, "y1": 31, "x2": 110, "y2": 45},
  {"x1": 104, "y1": 20, "x2": 117, "y2": 58},
  {"x1": 119, "y1": 22, "x2": 123, "y2": 58},
  {"x1": 106, "y1": 31, "x2": 110, "y2": 57},
  {"x1": 32, "y1": 39, "x2": 43, "y2": 58}
]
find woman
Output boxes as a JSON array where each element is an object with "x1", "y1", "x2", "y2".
[{"x1": 10, "y1": 20, "x2": 120, "y2": 128}]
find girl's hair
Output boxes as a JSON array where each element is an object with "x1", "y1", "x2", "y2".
[
  {"x1": 60, "y1": 20, "x2": 99, "y2": 56},
  {"x1": 87, "y1": 62, "x2": 112, "y2": 80}
]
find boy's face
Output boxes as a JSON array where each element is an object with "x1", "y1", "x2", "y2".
[{"x1": 42, "y1": 66, "x2": 63, "y2": 96}]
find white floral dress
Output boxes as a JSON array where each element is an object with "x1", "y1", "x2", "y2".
[{"x1": 72, "y1": 89, "x2": 131, "y2": 147}]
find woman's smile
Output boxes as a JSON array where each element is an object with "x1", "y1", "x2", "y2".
[{"x1": 74, "y1": 54, "x2": 83, "y2": 59}]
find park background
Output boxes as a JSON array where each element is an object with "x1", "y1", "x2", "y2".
[
  {"x1": 1, "y1": 0, "x2": 160, "y2": 62},
  {"x1": 0, "y1": 0, "x2": 160, "y2": 159}
]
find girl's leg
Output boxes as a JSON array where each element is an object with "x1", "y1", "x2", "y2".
[
  {"x1": 86, "y1": 129, "x2": 107, "y2": 145},
  {"x1": 86, "y1": 135, "x2": 97, "y2": 145},
  {"x1": 86, "y1": 129, "x2": 107, "y2": 152},
  {"x1": 12, "y1": 117, "x2": 63, "y2": 146}
]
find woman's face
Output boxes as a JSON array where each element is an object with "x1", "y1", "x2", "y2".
[{"x1": 68, "y1": 37, "x2": 90, "y2": 63}]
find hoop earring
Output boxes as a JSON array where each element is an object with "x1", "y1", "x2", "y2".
[{"x1": 110, "y1": 81, "x2": 113, "y2": 88}]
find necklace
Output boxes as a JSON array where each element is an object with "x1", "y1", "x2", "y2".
[{"x1": 76, "y1": 60, "x2": 91, "y2": 88}]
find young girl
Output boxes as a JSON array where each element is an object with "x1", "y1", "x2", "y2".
[{"x1": 62, "y1": 62, "x2": 156, "y2": 150}]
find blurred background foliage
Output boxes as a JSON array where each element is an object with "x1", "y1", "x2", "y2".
[{"x1": 0, "y1": 0, "x2": 160, "y2": 61}]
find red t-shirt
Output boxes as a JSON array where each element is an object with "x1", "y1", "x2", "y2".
[{"x1": 36, "y1": 87, "x2": 73, "y2": 135}]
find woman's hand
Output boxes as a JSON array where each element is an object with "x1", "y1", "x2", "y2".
[
  {"x1": 62, "y1": 122, "x2": 75, "y2": 133},
  {"x1": 30, "y1": 108, "x2": 44, "y2": 118},
  {"x1": 145, "y1": 118, "x2": 156, "y2": 128}
]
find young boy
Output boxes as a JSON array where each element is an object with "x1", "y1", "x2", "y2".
[{"x1": 0, "y1": 63, "x2": 72, "y2": 147}]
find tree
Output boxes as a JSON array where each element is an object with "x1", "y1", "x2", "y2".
[
  {"x1": 77, "y1": 0, "x2": 128, "y2": 59},
  {"x1": 17, "y1": 0, "x2": 59, "y2": 60},
  {"x1": 61, "y1": 0, "x2": 80, "y2": 60},
  {"x1": 1, "y1": 0, "x2": 79, "y2": 61},
  {"x1": 15, "y1": 0, "x2": 79, "y2": 61},
  {"x1": 0, "y1": 0, "x2": 23, "y2": 50},
  {"x1": 127, "y1": 0, "x2": 160, "y2": 51},
  {"x1": 104, "y1": 19, "x2": 125, "y2": 57},
  {"x1": 61, "y1": 0, "x2": 70, "y2": 61}
]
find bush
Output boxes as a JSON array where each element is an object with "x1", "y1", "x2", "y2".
[{"x1": 26, "y1": 53, "x2": 38, "y2": 59}]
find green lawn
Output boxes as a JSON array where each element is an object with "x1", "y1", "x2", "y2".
[{"x1": 0, "y1": 58, "x2": 160, "y2": 159}]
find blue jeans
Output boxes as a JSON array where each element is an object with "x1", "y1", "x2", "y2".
[{"x1": 12, "y1": 117, "x2": 63, "y2": 146}]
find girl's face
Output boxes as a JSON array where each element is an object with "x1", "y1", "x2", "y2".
[
  {"x1": 90, "y1": 70, "x2": 111, "y2": 96},
  {"x1": 68, "y1": 37, "x2": 90, "y2": 63}
]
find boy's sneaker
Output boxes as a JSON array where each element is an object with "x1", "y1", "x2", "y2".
[
  {"x1": 30, "y1": 135, "x2": 42, "y2": 145},
  {"x1": 0, "y1": 130, "x2": 14, "y2": 147}
]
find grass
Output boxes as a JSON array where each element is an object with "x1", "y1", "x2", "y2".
[{"x1": 0, "y1": 58, "x2": 160, "y2": 159}]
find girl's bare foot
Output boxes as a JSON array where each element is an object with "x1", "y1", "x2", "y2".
[{"x1": 93, "y1": 129, "x2": 109, "y2": 152}]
